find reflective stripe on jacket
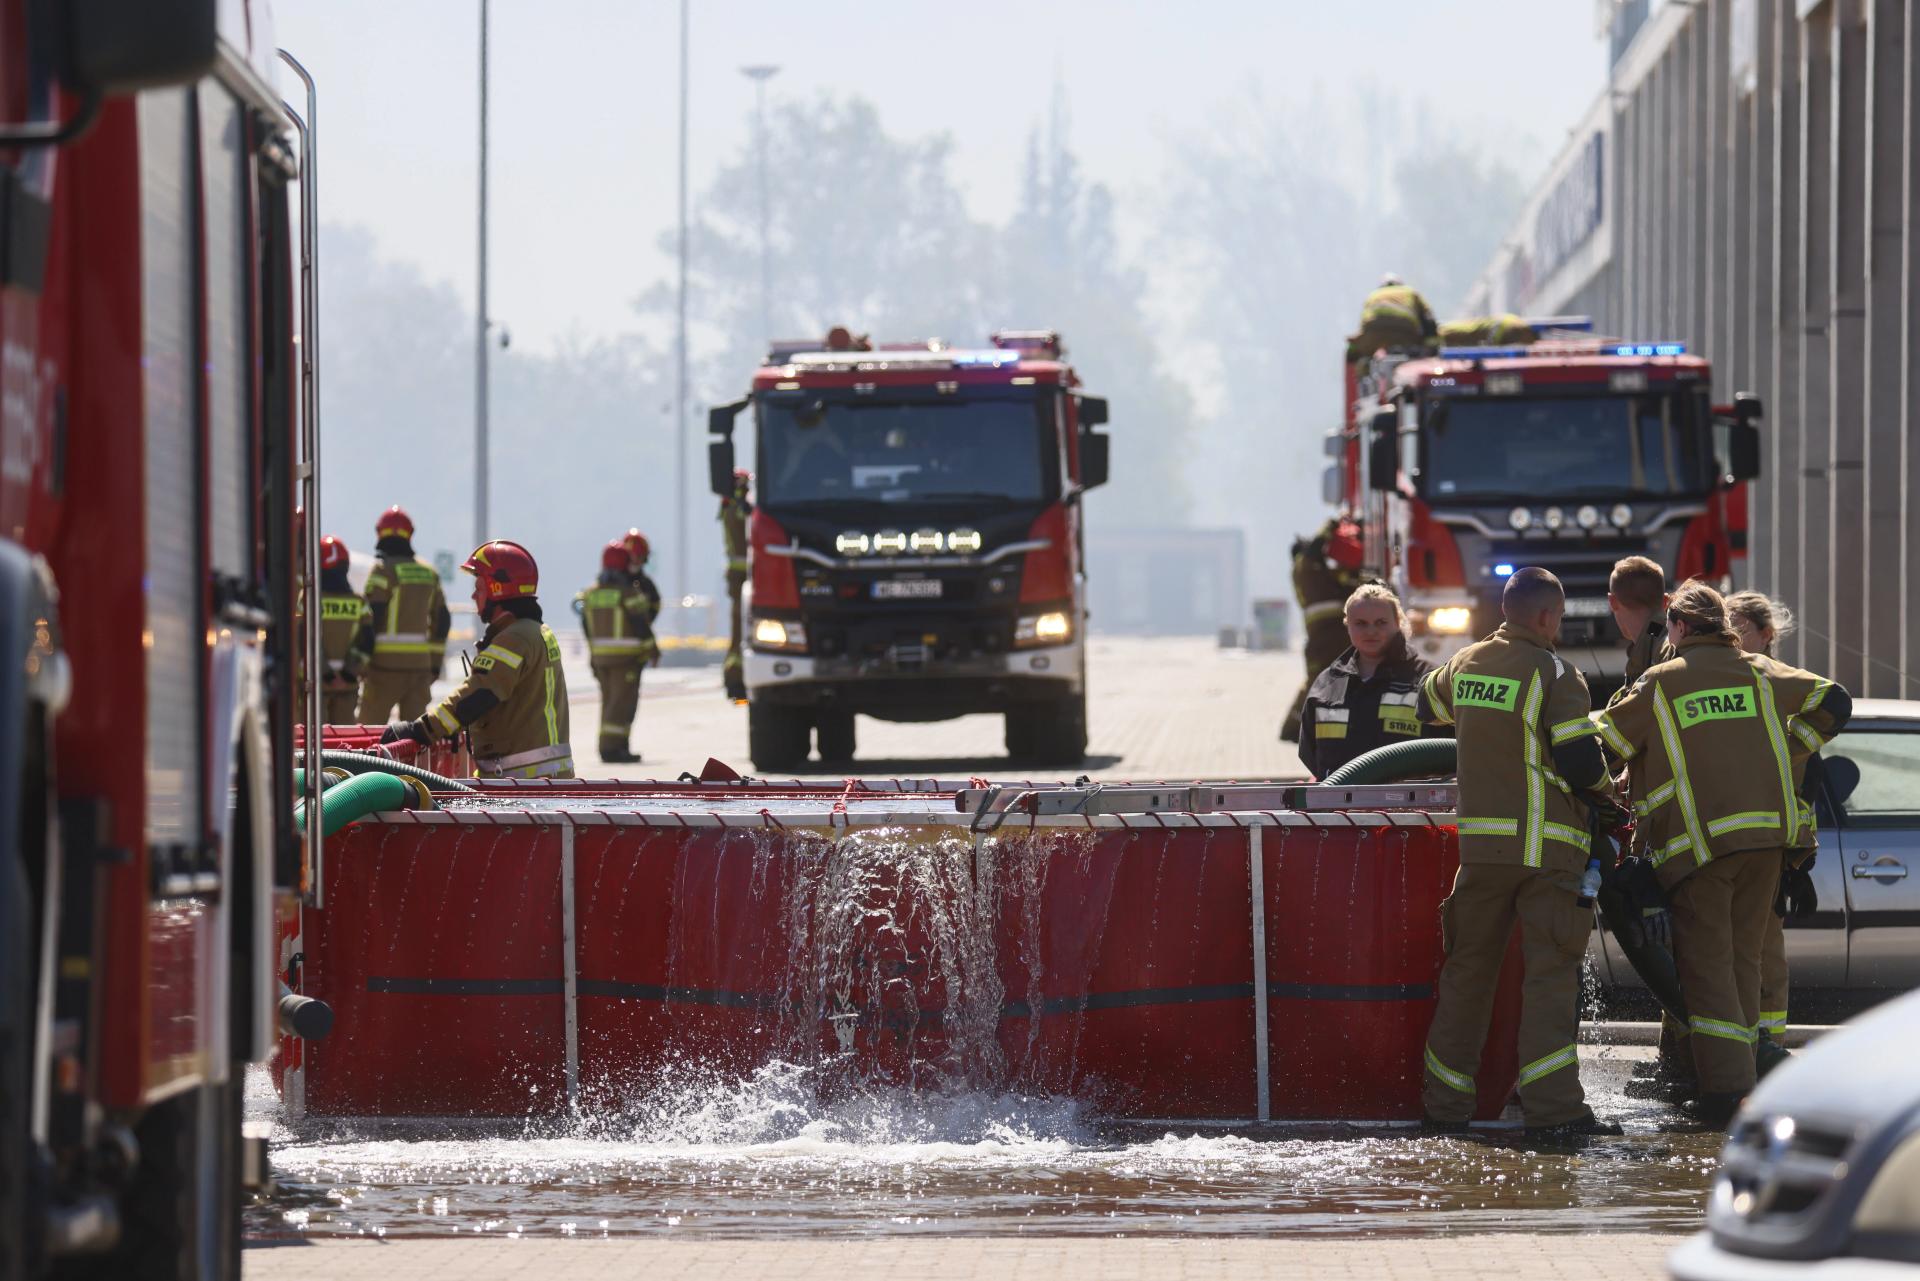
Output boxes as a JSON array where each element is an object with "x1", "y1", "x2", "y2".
[
  {"x1": 1597, "y1": 635, "x2": 1845, "y2": 889},
  {"x1": 363, "y1": 557, "x2": 450, "y2": 669},
  {"x1": 423, "y1": 614, "x2": 571, "y2": 770},
  {"x1": 1419, "y1": 622, "x2": 1599, "y2": 873},
  {"x1": 576, "y1": 577, "x2": 658, "y2": 662}
]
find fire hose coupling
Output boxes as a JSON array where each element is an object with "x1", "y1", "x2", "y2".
[{"x1": 278, "y1": 983, "x2": 334, "y2": 1041}]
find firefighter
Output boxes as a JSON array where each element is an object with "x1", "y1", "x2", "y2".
[
  {"x1": 1414, "y1": 567, "x2": 1621, "y2": 1136},
  {"x1": 1436, "y1": 314, "x2": 1537, "y2": 348},
  {"x1": 1726, "y1": 591, "x2": 1820, "y2": 1078},
  {"x1": 311, "y1": 535, "x2": 370, "y2": 723},
  {"x1": 1605, "y1": 555, "x2": 1694, "y2": 1100},
  {"x1": 1345, "y1": 273, "x2": 1438, "y2": 365},
  {"x1": 719, "y1": 471, "x2": 751, "y2": 702},
  {"x1": 621, "y1": 528, "x2": 664, "y2": 624},
  {"x1": 354, "y1": 505, "x2": 451, "y2": 723},
  {"x1": 1296, "y1": 583, "x2": 1447, "y2": 779},
  {"x1": 577, "y1": 539, "x2": 660, "y2": 763},
  {"x1": 384, "y1": 540, "x2": 574, "y2": 779},
  {"x1": 1596, "y1": 581, "x2": 1850, "y2": 1125},
  {"x1": 1280, "y1": 517, "x2": 1364, "y2": 742}
]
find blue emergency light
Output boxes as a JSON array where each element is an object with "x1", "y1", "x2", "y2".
[
  {"x1": 1610, "y1": 342, "x2": 1687, "y2": 357},
  {"x1": 1493, "y1": 563, "x2": 1516, "y2": 578}
]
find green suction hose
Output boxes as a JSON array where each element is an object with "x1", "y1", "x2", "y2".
[{"x1": 1319, "y1": 738, "x2": 1459, "y2": 786}]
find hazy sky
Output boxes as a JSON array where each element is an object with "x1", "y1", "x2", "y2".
[{"x1": 271, "y1": 1, "x2": 1606, "y2": 355}]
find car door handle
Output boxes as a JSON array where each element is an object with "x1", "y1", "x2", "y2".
[{"x1": 1851, "y1": 862, "x2": 1909, "y2": 881}]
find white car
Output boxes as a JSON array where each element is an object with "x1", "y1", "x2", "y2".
[{"x1": 1669, "y1": 985, "x2": 1920, "y2": 1277}]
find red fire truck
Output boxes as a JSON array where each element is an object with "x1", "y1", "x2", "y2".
[
  {"x1": 1332, "y1": 333, "x2": 1761, "y2": 688},
  {"x1": 1, "y1": 3, "x2": 309, "y2": 1275},
  {"x1": 707, "y1": 332, "x2": 1110, "y2": 771}
]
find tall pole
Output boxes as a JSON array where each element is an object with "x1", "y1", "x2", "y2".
[
  {"x1": 740, "y1": 65, "x2": 780, "y2": 341},
  {"x1": 474, "y1": 0, "x2": 490, "y2": 548},
  {"x1": 674, "y1": 0, "x2": 689, "y2": 601}
]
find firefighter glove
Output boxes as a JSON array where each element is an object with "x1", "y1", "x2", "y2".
[
  {"x1": 380, "y1": 720, "x2": 428, "y2": 746},
  {"x1": 1779, "y1": 858, "x2": 1818, "y2": 920}
]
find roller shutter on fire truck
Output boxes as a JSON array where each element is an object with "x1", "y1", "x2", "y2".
[{"x1": 140, "y1": 89, "x2": 205, "y2": 847}]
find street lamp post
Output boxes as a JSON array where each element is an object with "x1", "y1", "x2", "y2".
[
  {"x1": 740, "y1": 64, "x2": 779, "y2": 342},
  {"x1": 474, "y1": 0, "x2": 490, "y2": 548},
  {"x1": 674, "y1": 0, "x2": 690, "y2": 604}
]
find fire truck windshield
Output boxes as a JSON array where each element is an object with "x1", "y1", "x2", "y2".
[
  {"x1": 1420, "y1": 391, "x2": 1711, "y2": 502},
  {"x1": 757, "y1": 395, "x2": 1053, "y2": 507}
]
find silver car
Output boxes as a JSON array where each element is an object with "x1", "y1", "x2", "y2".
[
  {"x1": 1669, "y1": 985, "x2": 1920, "y2": 1276},
  {"x1": 1590, "y1": 698, "x2": 1920, "y2": 1019}
]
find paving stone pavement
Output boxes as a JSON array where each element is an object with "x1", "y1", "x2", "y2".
[
  {"x1": 244, "y1": 1233, "x2": 1688, "y2": 1280},
  {"x1": 548, "y1": 634, "x2": 1313, "y2": 784}
]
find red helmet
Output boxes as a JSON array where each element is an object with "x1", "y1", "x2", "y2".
[
  {"x1": 731, "y1": 469, "x2": 751, "y2": 494},
  {"x1": 621, "y1": 528, "x2": 650, "y2": 566},
  {"x1": 601, "y1": 539, "x2": 629, "y2": 572},
  {"x1": 376, "y1": 505, "x2": 414, "y2": 540},
  {"x1": 319, "y1": 535, "x2": 350, "y2": 572},
  {"x1": 462, "y1": 540, "x2": 539, "y2": 601}
]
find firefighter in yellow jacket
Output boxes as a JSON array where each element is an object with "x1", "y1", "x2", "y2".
[
  {"x1": 355, "y1": 505, "x2": 451, "y2": 722},
  {"x1": 1281, "y1": 517, "x2": 1364, "y2": 741},
  {"x1": 305, "y1": 535, "x2": 370, "y2": 723},
  {"x1": 1415, "y1": 567, "x2": 1621, "y2": 1136},
  {"x1": 720, "y1": 470, "x2": 751, "y2": 702},
  {"x1": 577, "y1": 539, "x2": 660, "y2": 763},
  {"x1": 385, "y1": 539, "x2": 574, "y2": 779},
  {"x1": 1727, "y1": 591, "x2": 1822, "y2": 1077},
  {"x1": 1346, "y1": 273, "x2": 1438, "y2": 365},
  {"x1": 1596, "y1": 581, "x2": 1850, "y2": 1124}
]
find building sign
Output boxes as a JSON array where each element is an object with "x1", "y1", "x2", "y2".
[{"x1": 1528, "y1": 132, "x2": 1605, "y2": 298}]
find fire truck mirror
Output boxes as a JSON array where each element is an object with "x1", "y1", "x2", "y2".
[
  {"x1": 65, "y1": 0, "x2": 219, "y2": 95},
  {"x1": 1733, "y1": 391, "x2": 1764, "y2": 426},
  {"x1": 1079, "y1": 432, "x2": 1110, "y2": 490},
  {"x1": 708, "y1": 439, "x2": 736, "y2": 498},
  {"x1": 1366, "y1": 408, "x2": 1398, "y2": 493},
  {"x1": 1322, "y1": 429, "x2": 1347, "y2": 460},
  {"x1": 1321, "y1": 465, "x2": 1341, "y2": 507},
  {"x1": 1076, "y1": 396, "x2": 1109, "y2": 428},
  {"x1": 1727, "y1": 423, "x2": 1761, "y2": 482}
]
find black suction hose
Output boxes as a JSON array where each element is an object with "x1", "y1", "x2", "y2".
[
  {"x1": 1319, "y1": 738, "x2": 1458, "y2": 786},
  {"x1": 319, "y1": 749, "x2": 475, "y2": 793}
]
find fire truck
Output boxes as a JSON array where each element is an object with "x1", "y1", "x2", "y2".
[
  {"x1": 707, "y1": 331, "x2": 1110, "y2": 771},
  {"x1": 1333, "y1": 331, "x2": 1761, "y2": 687},
  {"x1": 1, "y1": 3, "x2": 312, "y2": 1276}
]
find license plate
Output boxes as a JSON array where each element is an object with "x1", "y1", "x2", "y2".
[
  {"x1": 1564, "y1": 598, "x2": 1611, "y2": 618},
  {"x1": 872, "y1": 578, "x2": 943, "y2": 600}
]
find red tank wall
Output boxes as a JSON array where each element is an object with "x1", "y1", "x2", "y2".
[{"x1": 299, "y1": 813, "x2": 1523, "y2": 1122}]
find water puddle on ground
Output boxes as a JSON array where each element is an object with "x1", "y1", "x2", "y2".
[{"x1": 249, "y1": 1047, "x2": 1723, "y2": 1241}]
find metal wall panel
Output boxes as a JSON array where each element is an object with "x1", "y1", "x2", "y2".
[
  {"x1": 1862, "y1": 0, "x2": 1906, "y2": 693},
  {"x1": 138, "y1": 89, "x2": 205, "y2": 845},
  {"x1": 1828, "y1": 0, "x2": 1868, "y2": 692},
  {"x1": 1799, "y1": 7, "x2": 1833, "y2": 674}
]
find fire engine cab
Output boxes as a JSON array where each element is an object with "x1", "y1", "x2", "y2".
[
  {"x1": 1334, "y1": 331, "x2": 1761, "y2": 684},
  {"x1": 1, "y1": 2, "x2": 313, "y2": 1276}
]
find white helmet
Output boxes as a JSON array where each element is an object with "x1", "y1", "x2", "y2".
[{"x1": 1380, "y1": 272, "x2": 1404, "y2": 287}]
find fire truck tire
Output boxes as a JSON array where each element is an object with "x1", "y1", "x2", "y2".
[
  {"x1": 814, "y1": 712, "x2": 856, "y2": 764},
  {"x1": 1011, "y1": 692, "x2": 1088, "y2": 767},
  {"x1": 0, "y1": 849, "x2": 31, "y2": 1281},
  {"x1": 748, "y1": 704, "x2": 810, "y2": 774},
  {"x1": 86, "y1": 1080, "x2": 241, "y2": 1281}
]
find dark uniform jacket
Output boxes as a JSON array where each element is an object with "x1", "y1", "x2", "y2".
[
  {"x1": 1418, "y1": 622, "x2": 1609, "y2": 874},
  {"x1": 1597, "y1": 635, "x2": 1849, "y2": 891},
  {"x1": 1298, "y1": 636, "x2": 1446, "y2": 779}
]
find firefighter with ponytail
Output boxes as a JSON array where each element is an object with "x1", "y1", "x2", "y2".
[{"x1": 384, "y1": 539, "x2": 574, "y2": 779}]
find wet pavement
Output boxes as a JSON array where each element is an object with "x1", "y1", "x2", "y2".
[{"x1": 249, "y1": 1045, "x2": 1722, "y2": 1243}]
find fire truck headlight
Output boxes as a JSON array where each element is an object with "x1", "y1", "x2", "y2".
[
  {"x1": 1610, "y1": 503, "x2": 1634, "y2": 528},
  {"x1": 1508, "y1": 507, "x2": 1533, "y2": 531},
  {"x1": 909, "y1": 528, "x2": 944, "y2": 554},
  {"x1": 1427, "y1": 606, "x2": 1473, "y2": 635},
  {"x1": 873, "y1": 530, "x2": 909, "y2": 555},
  {"x1": 947, "y1": 528, "x2": 983, "y2": 554},
  {"x1": 1015, "y1": 611, "x2": 1073, "y2": 647},
  {"x1": 1543, "y1": 506, "x2": 1565, "y2": 531},
  {"x1": 835, "y1": 532, "x2": 871, "y2": 555},
  {"x1": 753, "y1": 618, "x2": 808, "y2": 651},
  {"x1": 1576, "y1": 505, "x2": 1601, "y2": 529}
]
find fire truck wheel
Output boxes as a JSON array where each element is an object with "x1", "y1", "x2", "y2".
[
  {"x1": 1002, "y1": 711, "x2": 1035, "y2": 762},
  {"x1": 814, "y1": 712, "x2": 856, "y2": 764},
  {"x1": 1008, "y1": 692, "x2": 1088, "y2": 768},
  {"x1": 0, "y1": 848, "x2": 30, "y2": 1281},
  {"x1": 86, "y1": 1079, "x2": 241, "y2": 1281},
  {"x1": 747, "y1": 704, "x2": 810, "y2": 773}
]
